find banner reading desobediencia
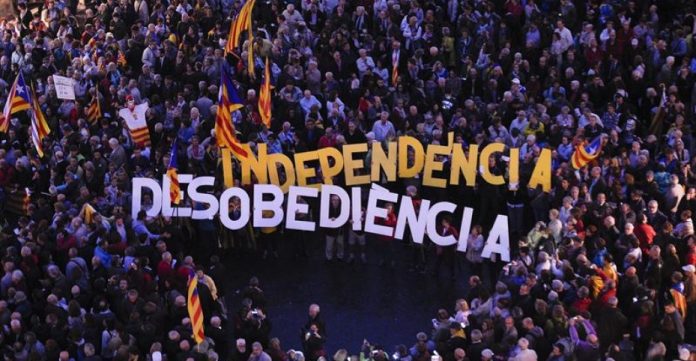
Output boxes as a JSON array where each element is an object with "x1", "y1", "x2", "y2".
[{"x1": 132, "y1": 134, "x2": 553, "y2": 262}]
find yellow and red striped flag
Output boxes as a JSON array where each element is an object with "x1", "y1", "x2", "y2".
[
  {"x1": 247, "y1": 30, "x2": 255, "y2": 77},
  {"x1": 187, "y1": 272, "x2": 205, "y2": 344},
  {"x1": 29, "y1": 84, "x2": 50, "y2": 158},
  {"x1": 215, "y1": 66, "x2": 248, "y2": 158},
  {"x1": 119, "y1": 98, "x2": 151, "y2": 147},
  {"x1": 86, "y1": 96, "x2": 101, "y2": 125},
  {"x1": 167, "y1": 140, "x2": 181, "y2": 205},
  {"x1": 225, "y1": 0, "x2": 255, "y2": 54},
  {"x1": 0, "y1": 112, "x2": 7, "y2": 134},
  {"x1": 570, "y1": 135, "x2": 603, "y2": 169},
  {"x1": 2, "y1": 73, "x2": 32, "y2": 131},
  {"x1": 258, "y1": 58, "x2": 272, "y2": 129},
  {"x1": 391, "y1": 65, "x2": 399, "y2": 86}
]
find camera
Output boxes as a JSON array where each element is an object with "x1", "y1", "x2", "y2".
[{"x1": 251, "y1": 309, "x2": 261, "y2": 318}]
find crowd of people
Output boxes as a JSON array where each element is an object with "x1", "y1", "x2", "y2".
[{"x1": 1, "y1": 0, "x2": 696, "y2": 359}]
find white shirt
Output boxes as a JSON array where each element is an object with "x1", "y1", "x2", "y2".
[
  {"x1": 555, "y1": 26, "x2": 574, "y2": 52},
  {"x1": 356, "y1": 56, "x2": 375, "y2": 74}
]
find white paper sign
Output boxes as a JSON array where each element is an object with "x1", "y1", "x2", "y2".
[{"x1": 53, "y1": 75, "x2": 75, "y2": 100}]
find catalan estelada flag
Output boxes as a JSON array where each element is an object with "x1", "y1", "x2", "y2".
[
  {"x1": 167, "y1": 140, "x2": 181, "y2": 205},
  {"x1": 258, "y1": 58, "x2": 272, "y2": 129},
  {"x1": 225, "y1": 0, "x2": 255, "y2": 54},
  {"x1": 187, "y1": 272, "x2": 205, "y2": 344},
  {"x1": 86, "y1": 96, "x2": 101, "y2": 125},
  {"x1": 29, "y1": 84, "x2": 50, "y2": 158},
  {"x1": 2, "y1": 73, "x2": 32, "y2": 130},
  {"x1": 215, "y1": 66, "x2": 248, "y2": 158},
  {"x1": 571, "y1": 135, "x2": 603, "y2": 169}
]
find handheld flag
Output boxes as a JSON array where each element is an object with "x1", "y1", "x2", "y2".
[
  {"x1": 29, "y1": 84, "x2": 50, "y2": 158},
  {"x1": 648, "y1": 85, "x2": 667, "y2": 136},
  {"x1": 391, "y1": 65, "x2": 399, "y2": 86},
  {"x1": 118, "y1": 99, "x2": 151, "y2": 147},
  {"x1": 2, "y1": 73, "x2": 32, "y2": 130},
  {"x1": 86, "y1": 96, "x2": 102, "y2": 125},
  {"x1": 187, "y1": 272, "x2": 206, "y2": 344},
  {"x1": 258, "y1": 58, "x2": 271, "y2": 128},
  {"x1": 81, "y1": 203, "x2": 97, "y2": 224},
  {"x1": 571, "y1": 135, "x2": 603, "y2": 169},
  {"x1": 0, "y1": 113, "x2": 7, "y2": 134},
  {"x1": 167, "y1": 140, "x2": 181, "y2": 205},
  {"x1": 247, "y1": 31, "x2": 255, "y2": 77},
  {"x1": 225, "y1": 0, "x2": 256, "y2": 54},
  {"x1": 215, "y1": 66, "x2": 248, "y2": 158}
]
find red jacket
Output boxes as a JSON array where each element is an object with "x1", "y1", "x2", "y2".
[
  {"x1": 634, "y1": 223, "x2": 656, "y2": 253},
  {"x1": 157, "y1": 260, "x2": 175, "y2": 282},
  {"x1": 572, "y1": 297, "x2": 593, "y2": 314}
]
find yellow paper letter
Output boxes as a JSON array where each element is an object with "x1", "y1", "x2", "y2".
[
  {"x1": 479, "y1": 143, "x2": 505, "y2": 185},
  {"x1": 343, "y1": 143, "x2": 369, "y2": 186},
  {"x1": 450, "y1": 144, "x2": 478, "y2": 187},
  {"x1": 528, "y1": 148, "x2": 552, "y2": 192},
  {"x1": 422, "y1": 144, "x2": 449, "y2": 188},
  {"x1": 294, "y1": 150, "x2": 320, "y2": 188},
  {"x1": 398, "y1": 136, "x2": 425, "y2": 178},
  {"x1": 318, "y1": 147, "x2": 344, "y2": 185},
  {"x1": 267, "y1": 153, "x2": 296, "y2": 193},
  {"x1": 371, "y1": 142, "x2": 397, "y2": 182}
]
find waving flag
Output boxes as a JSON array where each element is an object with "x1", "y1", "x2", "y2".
[
  {"x1": 0, "y1": 113, "x2": 7, "y2": 134},
  {"x1": 167, "y1": 140, "x2": 181, "y2": 205},
  {"x1": 2, "y1": 73, "x2": 32, "y2": 131},
  {"x1": 86, "y1": 96, "x2": 102, "y2": 124},
  {"x1": 118, "y1": 99, "x2": 151, "y2": 147},
  {"x1": 29, "y1": 85, "x2": 50, "y2": 158},
  {"x1": 571, "y1": 135, "x2": 603, "y2": 169},
  {"x1": 225, "y1": 0, "x2": 255, "y2": 54},
  {"x1": 258, "y1": 58, "x2": 272, "y2": 128},
  {"x1": 215, "y1": 66, "x2": 248, "y2": 158},
  {"x1": 247, "y1": 31, "x2": 255, "y2": 77},
  {"x1": 187, "y1": 272, "x2": 205, "y2": 344}
]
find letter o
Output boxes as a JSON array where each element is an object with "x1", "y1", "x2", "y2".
[{"x1": 219, "y1": 188, "x2": 250, "y2": 230}]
